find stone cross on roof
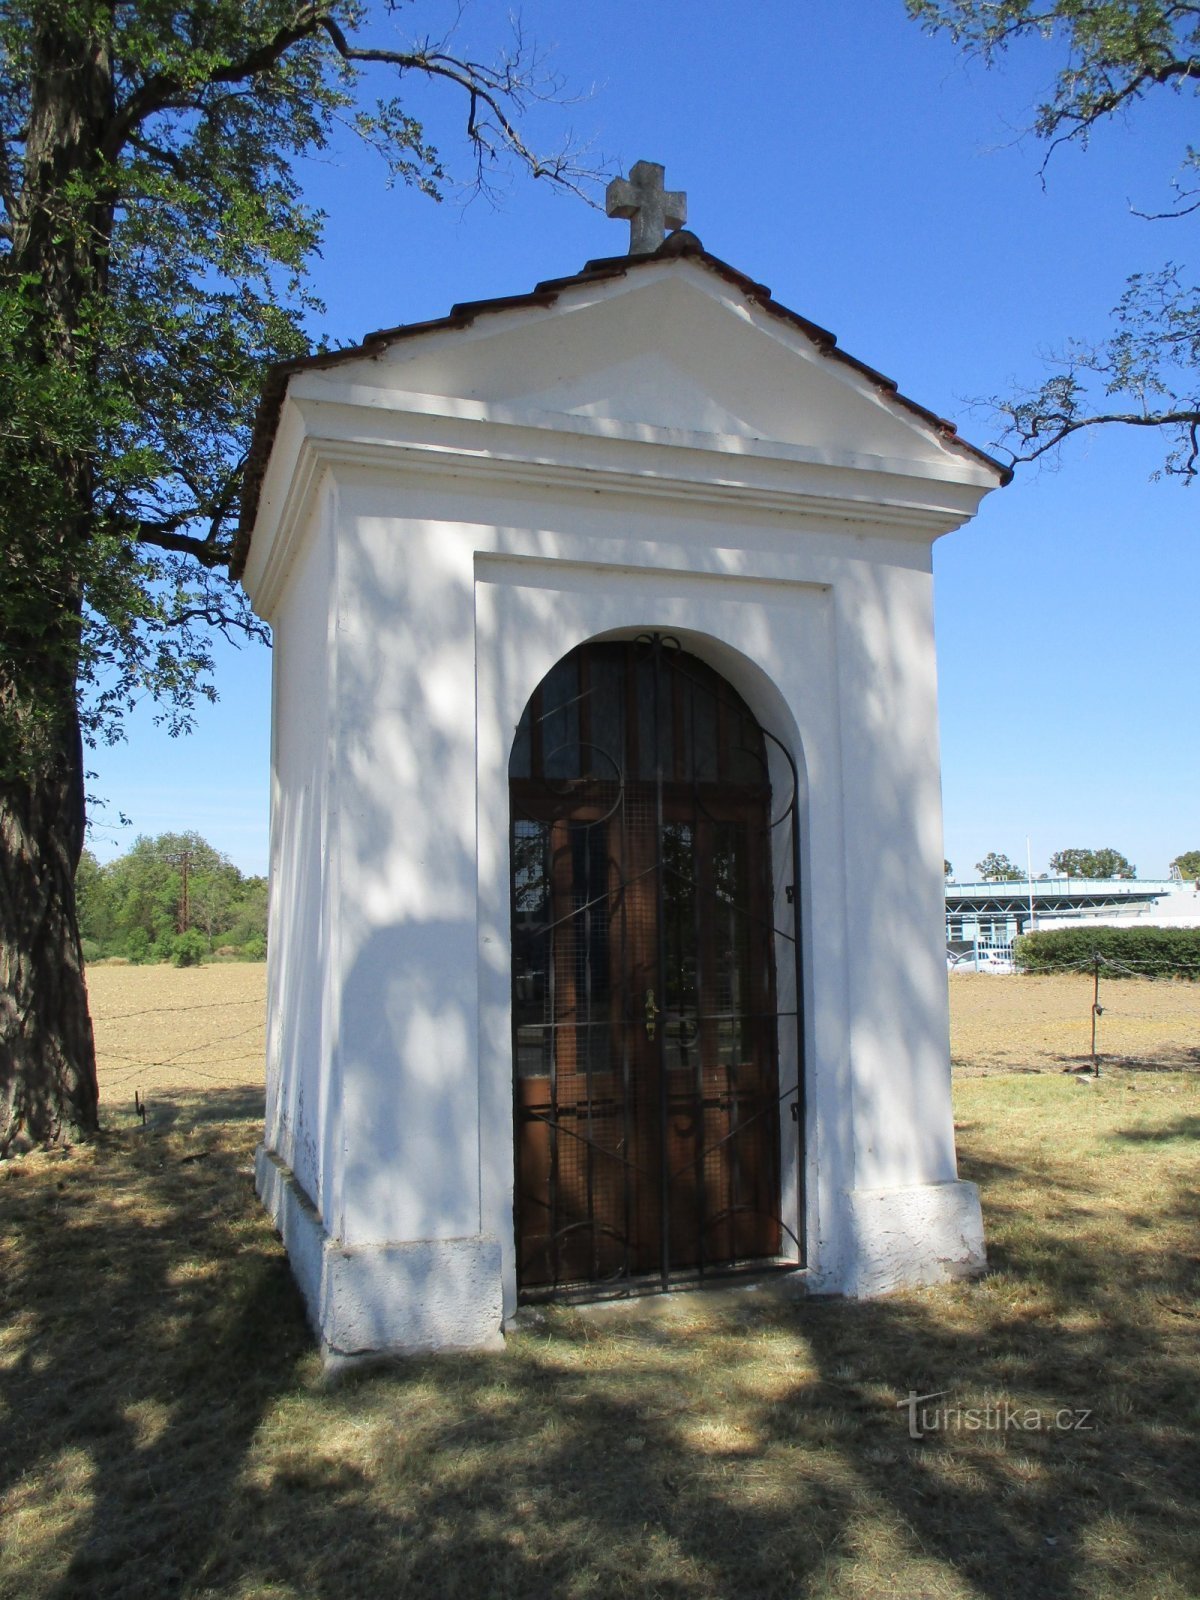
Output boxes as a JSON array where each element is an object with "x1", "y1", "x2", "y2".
[{"x1": 605, "y1": 161, "x2": 687, "y2": 255}]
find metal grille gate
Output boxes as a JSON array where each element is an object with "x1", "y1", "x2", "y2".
[{"x1": 510, "y1": 635, "x2": 803, "y2": 1297}]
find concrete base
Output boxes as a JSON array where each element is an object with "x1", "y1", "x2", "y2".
[
  {"x1": 256, "y1": 1146, "x2": 505, "y2": 1358},
  {"x1": 844, "y1": 1179, "x2": 987, "y2": 1297}
]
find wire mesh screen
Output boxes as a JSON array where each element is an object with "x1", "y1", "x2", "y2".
[{"x1": 510, "y1": 635, "x2": 801, "y2": 1295}]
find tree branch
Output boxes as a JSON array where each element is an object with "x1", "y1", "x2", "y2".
[
  {"x1": 134, "y1": 524, "x2": 231, "y2": 565},
  {"x1": 1040, "y1": 56, "x2": 1200, "y2": 154},
  {"x1": 1008, "y1": 405, "x2": 1200, "y2": 472},
  {"x1": 105, "y1": 6, "x2": 596, "y2": 197},
  {"x1": 105, "y1": 7, "x2": 328, "y2": 156}
]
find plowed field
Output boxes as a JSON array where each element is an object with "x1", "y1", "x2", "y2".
[
  {"x1": 83, "y1": 964, "x2": 1200, "y2": 1109},
  {"x1": 949, "y1": 970, "x2": 1200, "y2": 1073}
]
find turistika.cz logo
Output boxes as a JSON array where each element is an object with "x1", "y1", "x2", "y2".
[{"x1": 898, "y1": 1390, "x2": 1096, "y2": 1441}]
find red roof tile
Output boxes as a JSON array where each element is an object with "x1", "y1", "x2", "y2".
[{"x1": 232, "y1": 232, "x2": 1010, "y2": 580}]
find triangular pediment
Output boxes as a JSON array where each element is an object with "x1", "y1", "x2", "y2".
[
  {"x1": 321, "y1": 262, "x2": 988, "y2": 479},
  {"x1": 234, "y1": 246, "x2": 1007, "y2": 579}
]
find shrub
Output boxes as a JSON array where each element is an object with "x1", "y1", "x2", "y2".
[
  {"x1": 79, "y1": 938, "x2": 103, "y2": 964},
  {"x1": 123, "y1": 928, "x2": 150, "y2": 965},
  {"x1": 171, "y1": 929, "x2": 208, "y2": 968},
  {"x1": 1015, "y1": 925, "x2": 1200, "y2": 979},
  {"x1": 241, "y1": 935, "x2": 266, "y2": 962}
]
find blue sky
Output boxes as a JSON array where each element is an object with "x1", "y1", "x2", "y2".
[{"x1": 86, "y1": 0, "x2": 1198, "y2": 881}]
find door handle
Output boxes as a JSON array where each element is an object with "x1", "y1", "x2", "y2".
[{"x1": 644, "y1": 987, "x2": 660, "y2": 1040}]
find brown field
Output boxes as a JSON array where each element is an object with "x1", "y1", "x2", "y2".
[
  {"x1": 0, "y1": 964, "x2": 1194, "y2": 1599},
  {"x1": 949, "y1": 970, "x2": 1200, "y2": 1074},
  {"x1": 86, "y1": 960, "x2": 267, "y2": 1115},
  {"x1": 85, "y1": 964, "x2": 1200, "y2": 1112}
]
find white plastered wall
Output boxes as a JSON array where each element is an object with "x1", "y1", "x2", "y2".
[
  {"x1": 246, "y1": 259, "x2": 994, "y2": 1352},
  {"x1": 318, "y1": 462, "x2": 979, "y2": 1321},
  {"x1": 263, "y1": 475, "x2": 340, "y2": 1223}
]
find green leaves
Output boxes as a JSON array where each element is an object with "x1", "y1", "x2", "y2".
[
  {"x1": 76, "y1": 830, "x2": 270, "y2": 958},
  {"x1": 1048, "y1": 847, "x2": 1137, "y2": 879},
  {"x1": 1, "y1": 2, "x2": 587, "y2": 779},
  {"x1": 904, "y1": 0, "x2": 1200, "y2": 478},
  {"x1": 975, "y1": 852, "x2": 1027, "y2": 882}
]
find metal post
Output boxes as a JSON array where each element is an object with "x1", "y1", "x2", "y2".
[{"x1": 1091, "y1": 955, "x2": 1102, "y2": 1078}]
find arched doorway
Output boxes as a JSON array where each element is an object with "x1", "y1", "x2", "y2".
[{"x1": 510, "y1": 634, "x2": 802, "y2": 1296}]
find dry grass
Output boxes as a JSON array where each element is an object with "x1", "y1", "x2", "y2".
[
  {"x1": 949, "y1": 971, "x2": 1200, "y2": 1075},
  {"x1": 0, "y1": 968, "x2": 1197, "y2": 1599}
]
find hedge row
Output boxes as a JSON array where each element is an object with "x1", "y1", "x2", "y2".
[{"x1": 1014, "y1": 925, "x2": 1200, "y2": 979}]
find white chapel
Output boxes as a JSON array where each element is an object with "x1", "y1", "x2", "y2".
[{"x1": 234, "y1": 163, "x2": 1006, "y2": 1358}]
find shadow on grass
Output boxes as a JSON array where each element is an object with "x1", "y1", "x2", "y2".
[
  {"x1": 2, "y1": 1088, "x2": 1198, "y2": 1600},
  {"x1": 1111, "y1": 1115, "x2": 1200, "y2": 1144},
  {"x1": 0, "y1": 1110, "x2": 312, "y2": 1600},
  {"x1": 100, "y1": 1084, "x2": 266, "y2": 1134}
]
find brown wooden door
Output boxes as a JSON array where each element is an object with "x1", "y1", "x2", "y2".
[{"x1": 511, "y1": 639, "x2": 791, "y2": 1294}]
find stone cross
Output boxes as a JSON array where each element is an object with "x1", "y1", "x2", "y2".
[{"x1": 606, "y1": 161, "x2": 687, "y2": 255}]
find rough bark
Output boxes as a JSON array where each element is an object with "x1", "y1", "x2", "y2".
[
  {"x1": 0, "y1": 698, "x2": 96, "y2": 1155},
  {"x1": 0, "y1": 13, "x2": 113, "y2": 1154}
]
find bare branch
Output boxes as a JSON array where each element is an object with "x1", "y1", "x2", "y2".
[
  {"x1": 315, "y1": 17, "x2": 599, "y2": 199},
  {"x1": 1005, "y1": 405, "x2": 1200, "y2": 472},
  {"x1": 171, "y1": 604, "x2": 270, "y2": 645},
  {"x1": 1131, "y1": 195, "x2": 1200, "y2": 221},
  {"x1": 130, "y1": 468, "x2": 243, "y2": 566},
  {"x1": 133, "y1": 525, "x2": 229, "y2": 565}
]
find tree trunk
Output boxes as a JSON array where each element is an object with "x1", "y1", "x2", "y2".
[
  {"x1": 0, "y1": 13, "x2": 116, "y2": 1155},
  {"x1": 0, "y1": 697, "x2": 97, "y2": 1155}
]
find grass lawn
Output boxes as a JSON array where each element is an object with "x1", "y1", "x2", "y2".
[{"x1": 0, "y1": 970, "x2": 1197, "y2": 1599}]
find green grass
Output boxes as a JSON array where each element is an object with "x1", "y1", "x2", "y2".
[{"x1": 2, "y1": 1069, "x2": 1198, "y2": 1600}]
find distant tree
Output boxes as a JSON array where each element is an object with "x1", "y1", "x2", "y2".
[
  {"x1": 1089, "y1": 848, "x2": 1136, "y2": 880},
  {"x1": 1049, "y1": 848, "x2": 1090, "y2": 879},
  {"x1": 76, "y1": 832, "x2": 268, "y2": 960},
  {"x1": 1171, "y1": 850, "x2": 1200, "y2": 880},
  {"x1": 226, "y1": 876, "x2": 269, "y2": 950},
  {"x1": 975, "y1": 852, "x2": 1024, "y2": 883},
  {"x1": 74, "y1": 848, "x2": 114, "y2": 949},
  {"x1": 105, "y1": 832, "x2": 222, "y2": 946},
  {"x1": 944, "y1": 858, "x2": 953, "y2": 878},
  {"x1": 1050, "y1": 847, "x2": 1135, "y2": 880}
]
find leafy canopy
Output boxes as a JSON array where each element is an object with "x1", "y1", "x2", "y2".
[
  {"x1": 905, "y1": 0, "x2": 1200, "y2": 477},
  {"x1": 77, "y1": 830, "x2": 268, "y2": 958},
  {"x1": 1048, "y1": 846, "x2": 1137, "y2": 878},
  {"x1": 0, "y1": 2, "x2": 588, "y2": 776},
  {"x1": 975, "y1": 851, "x2": 1026, "y2": 881}
]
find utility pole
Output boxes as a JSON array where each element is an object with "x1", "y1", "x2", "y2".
[{"x1": 165, "y1": 850, "x2": 195, "y2": 933}]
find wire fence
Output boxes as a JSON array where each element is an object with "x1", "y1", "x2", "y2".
[
  {"x1": 87, "y1": 957, "x2": 1198, "y2": 1121},
  {"x1": 949, "y1": 956, "x2": 1200, "y2": 1077},
  {"x1": 89, "y1": 974, "x2": 268, "y2": 1119}
]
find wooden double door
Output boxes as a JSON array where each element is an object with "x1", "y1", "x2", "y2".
[{"x1": 510, "y1": 638, "x2": 793, "y2": 1294}]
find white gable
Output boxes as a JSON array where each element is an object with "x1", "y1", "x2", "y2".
[{"x1": 310, "y1": 262, "x2": 990, "y2": 483}]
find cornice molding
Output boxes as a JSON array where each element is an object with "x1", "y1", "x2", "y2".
[{"x1": 247, "y1": 406, "x2": 975, "y2": 615}]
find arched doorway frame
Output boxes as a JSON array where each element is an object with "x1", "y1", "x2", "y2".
[{"x1": 504, "y1": 624, "x2": 809, "y2": 1300}]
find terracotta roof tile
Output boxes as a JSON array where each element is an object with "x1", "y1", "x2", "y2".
[{"x1": 231, "y1": 233, "x2": 1010, "y2": 580}]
